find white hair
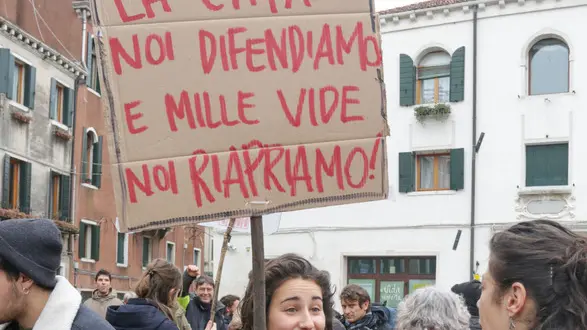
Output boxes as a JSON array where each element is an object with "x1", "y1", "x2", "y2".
[
  {"x1": 396, "y1": 286, "x2": 470, "y2": 330},
  {"x1": 123, "y1": 291, "x2": 137, "y2": 302}
]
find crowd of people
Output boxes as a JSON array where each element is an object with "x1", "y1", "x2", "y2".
[{"x1": 1, "y1": 218, "x2": 587, "y2": 330}]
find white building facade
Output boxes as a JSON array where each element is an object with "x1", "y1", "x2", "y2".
[{"x1": 212, "y1": 0, "x2": 586, "y2": 309}]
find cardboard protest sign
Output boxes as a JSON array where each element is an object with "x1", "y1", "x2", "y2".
[{"x1": 91, "y1": 0, "x2": 389, "y2": 232}]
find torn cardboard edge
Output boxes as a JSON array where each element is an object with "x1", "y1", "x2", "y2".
[
  {"x1": 93, "y1": 0, "x2": 379, "y2": 29},
  {"x1": 125, "y1": 191, "x2": 387, "y2": 232}
]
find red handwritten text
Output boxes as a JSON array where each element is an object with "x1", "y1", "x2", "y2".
[
  {"x1": 165, "y1": 90, "x2": 258, "y2": 131},
  {"x1": 202, "y1": 0, "x2": 311, "y2": 14},
  {"x1": 110, "y1": 31, "x2": 175, "y2": 75},
  {"x1": 123, "y1": 138, "x2": 383, "y2": 206},
  {"x1": 114, "y1": 0, "x2": 172, "y2": 23},
  {"x1": 126, "y1": 160, "x2": 179, "y2": 203},
  {"x1": 199, "y1": 21, "x2": 380, "y2": 74},
  {"x1": 278, "y1": 85, "x2": 362, "y2": 127}
]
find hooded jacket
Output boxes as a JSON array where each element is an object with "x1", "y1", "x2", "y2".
[
  {"x1": 344, "y1": 305, "x2": 393, "y2": 330},
  {"x1": 451, "y1": 281, "x2": 482, "y2": 330},
  {"x1": 106, "y1": 298, "x2": 179, "y2": 330},
  {"x1": 84, "y1": 288, "x2": 123, "y2": 319},
  {"x1": 0, "y1": 276, "x2": 114, "y2": 330}
]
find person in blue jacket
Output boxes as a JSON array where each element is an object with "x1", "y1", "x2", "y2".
[{"x1": 106, "y1": 259, "x2": 183, "y2": 330}]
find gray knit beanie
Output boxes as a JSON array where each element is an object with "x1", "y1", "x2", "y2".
[{"x1": 0, "y1": 218, "x2": 62, "y2": 288}]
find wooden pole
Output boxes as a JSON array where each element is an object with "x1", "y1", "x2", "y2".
[
  {"x1": 250, "y1": 215, "x2": 266, "y2": 330},
  {"x1": 210, "y1": 218, "x2": 236, "y2": 321}
]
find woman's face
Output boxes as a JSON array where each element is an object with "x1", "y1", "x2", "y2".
[
  {"x1": 268, "y1": 278, "x2": 326, "y2": 330},
  {"x1": 478, "y1": 271, "x2": 511, "y2": 330}
]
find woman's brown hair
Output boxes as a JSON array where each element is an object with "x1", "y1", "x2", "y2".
[
  {"x1": 134, "y1": 258, "x2": 182, "y2": 322},
  {"x1": 239, "y1": 253, "x2": 335, "y2": 330},
  {"x1": 489, "y1": 219, "x2": 587, "y2": 329}
]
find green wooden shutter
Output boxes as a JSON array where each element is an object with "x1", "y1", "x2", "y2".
[
  {"x1": 449, "y1": 46, "x2": 466, "y2": 102},
  {"x1": 399, "y1": 54, "x2": 416, "y2": 106},
  {"x1": 64, "y1": 88, "x2": 75, "y2": 128},
  {"x1": 59, "y1": 175, "x2": 71, "y2": 220},
  {"x1": 81, "y1": 128, "x2": 88, "y2": 182},
  {"x1": 92, "y1": 136, "x2": 103, "y2": 188},
  {"x1": 91, "y1": 225, "x2": 101, "y2": 261},
  {"x1": 117, "y1": 233, "x2": 125, "y2": 264},
  {"x1": 23, "y1": 65, "x2": 36, "y2": 109},
  {"x1": 398, "y1": 152, "x2": 415, "y2": 193},
  {"x1": 450, "y1": 148, "x2": 465, "y2": 190},
  {"x1": 19, "y1": 161, "x2": 32, "y2": 214},
  {"x1": 49, "y1": 78, "x2": 57, "y2": 120},
  {"x1": 86, "y1": 33, "x2": 93, "y2": 83},
  {"x1": 142, "y1": 237, "x2": 149, "y2": 267},
  {"x1": 526, "y1": 144, "x2": 568, "y2": 187},
  {"x1": 0, "y1": 48, "x2": 14, "y2": 100},
  {"x1": 2, "y1": 155, "x2": 11, "y2": 209},
  {"x1": 78, "y1": 222, "x2": 86, "y2": 258}
]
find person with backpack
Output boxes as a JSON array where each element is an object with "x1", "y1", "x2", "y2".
[{"x1": 339, "y1": 284, "x2": 393, "y2": 330}]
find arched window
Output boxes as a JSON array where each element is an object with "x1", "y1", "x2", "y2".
[
  {"x1": 82, "y1": 128, "x2": 102, "y2": 187},
  {"x1": 529, "y1": 38, "x2": 569, "y2": 95},
  {"x1": 417, "y1": 51, "x2": 451, "y2": 104}
]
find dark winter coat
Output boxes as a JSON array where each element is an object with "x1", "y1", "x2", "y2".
[
  {"x1": 106, "y1": 298, "x2": 179, "y2": 330},
  {"x1": 181, "y1": 272, "x2": 226, "y2": 330},
  {"x1": 343, "y1": 305, "x2": 393, "y2": 330}
]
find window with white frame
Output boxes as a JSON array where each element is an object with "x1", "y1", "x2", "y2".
[
  {"x1": 193, "y1": 248, "x2": 201, "y2": 267},
  {"x1": 142, "y1": 236, "x2": 152, "y2": 268},
  {"x1": 528, "y1": 38, "x2": 570, "y2": 95},
  {"x1": 166, "y1": 242, "x2": 176, "y2": 264},
  {"x1": 79, "y1": 220, "x2": 100, "y2": 261},
  {"x1": 116, "y1": 232, "x2": 129, "y2": 266}
]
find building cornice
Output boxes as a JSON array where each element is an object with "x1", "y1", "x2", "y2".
[
  {"x1": 0, "y1": 16, "x2": 86, "y2": 79},
  {"x1": 379, "y1": 0, "x2": 563, "y2": 26}
]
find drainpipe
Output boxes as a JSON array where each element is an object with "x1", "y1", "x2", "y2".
[
  {"x1": 81, "y1": 10, "x2": 87, "y2": 67},
  {"x1": 71, "y1": 8, "x2": 86, "y2": 285},
  {"x1": 469, "y1": 5, "x2": 479, "y2": 281}
]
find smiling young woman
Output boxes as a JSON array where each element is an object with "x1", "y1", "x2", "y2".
[{"x1": 239, "y1": 254, "x2": 335, "y2": 330}]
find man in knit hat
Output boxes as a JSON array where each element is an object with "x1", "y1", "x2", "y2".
[{"x1": 0, "y1": 218, "x2": 114, "y2": 330}]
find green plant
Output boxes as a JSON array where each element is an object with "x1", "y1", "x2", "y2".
[{"x1": 414, "y1": 103, "x2": 452, "y2": 124}]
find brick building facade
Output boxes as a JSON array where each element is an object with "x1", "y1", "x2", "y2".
[{"x1": 0, "y1": 0, "x2": 206, "y2": 297}]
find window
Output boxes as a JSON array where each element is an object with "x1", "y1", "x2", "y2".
[
  {"x1": 417, "y1": 52, "x2": 451, "y2": 104},
  {"x1": 12, "y1": 61, "x2": 24, "y2": 103},
  {"x1": 86, "y1": 34, "x2": 101, "y2": 94},
  {"x1": 193, "y1": 248, "x2": 201, "y2": 267},
  {"x1": 0, "y1": 49, "x2": 36, "y2": 109},
  {"x1": 398, "y1": 47, "x2": 465, "y2": 107},
  {"x1": 1, "y1": 155, "x2": 32, "y2": 214},
  {"x1": 48, "y1": 171, "x2": 71, "y2": 220},
  {"x1": 347, "y1": 256, "x2": 436, "y2": 308},
  {"x1": 49, "y1": 78, "x2": 74, "y2": 127},
  {"x1": 526, "y1": 143, "x2": 568, "y2": 187},
  {"x1": 529, "y1": 38, "x2": 569, "y2": 95},
  {"x1": 81, "y1": 128, "x2": 103, "y2": 188},
  {"x1": 142, "y1": 237, "x2": 152, "y2": 268},
  {"x1": 417, "y1": 153, "x2": 450, "y2": 191},
  {"x1": 79, "y1": 220, "x2": 100, "y2": 261},
  {"x1": 398, "y1": 149, "x2": 464, "y2": 193},
  {"x1": 116, "y1": 232, "x2": 129, "y2": 266},
  {"x1": 166, "y1": 242, "x2": 176, "y2": 264}
]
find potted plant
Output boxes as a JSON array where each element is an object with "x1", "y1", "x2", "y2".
[
  {"x1": 11, "y1": 111, "x2": 32, "y2": 124},
  {"x1": 54, "y1": 127, "x2": 72, "y2": 141},
  {"x1": 414, "y1": 103, "x2": 452, "y2": 124}
]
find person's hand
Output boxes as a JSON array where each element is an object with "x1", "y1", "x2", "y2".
[
  {"x1": 186, "y1": 265, "x2": 200, "y2": 278},
  {"x1": 205, "y1": 321, "x2": 216, "y2": 330}
]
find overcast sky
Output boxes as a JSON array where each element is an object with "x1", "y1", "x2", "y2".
[{"x1": 375, "y1": 0, "x2": 421, "y2": 11}]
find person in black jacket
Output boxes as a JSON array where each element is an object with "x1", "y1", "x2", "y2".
[
  {"x1": 340, "y1": 284, "x2": 393, "y2": 330},
  {"x1": 451, "y1": 280, "x2": 482, "y2": 330},
  {"x1": 106, "y1": 259, "x2": 183, "y2": 330},
  {"x1": 180, "y1": 265, "x2": 226, "y2": 330}
]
